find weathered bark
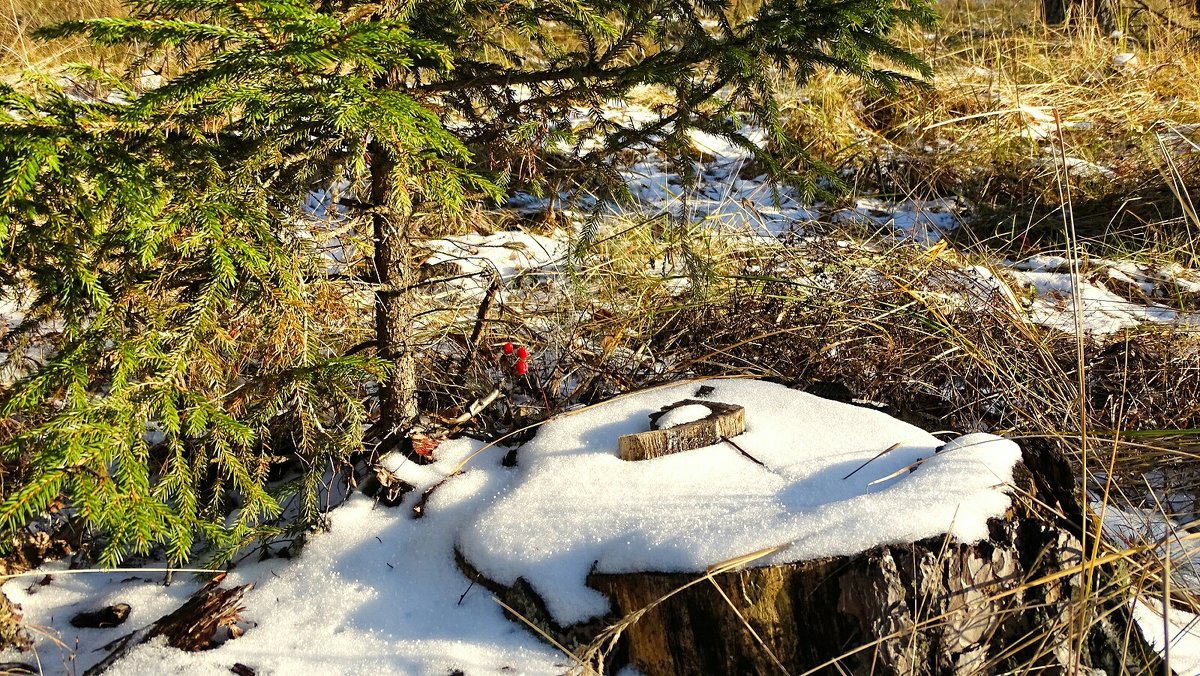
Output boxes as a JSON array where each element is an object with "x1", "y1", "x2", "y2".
[
  {"x1": 466, "y1": 438, "x2": 1165, "y2": 675},
  {"x1": 369, "y1": 139, "x2": 419, "y2": 446},
  {"x1": 84, "y1": 577, "x2": 251, "y2": 675},
  {"x1": 618, "y1": 400, "x2": 746, "y2": 461},
  {"x1": 585, "y1": 440, "x2": 1163, "y2": 675}
]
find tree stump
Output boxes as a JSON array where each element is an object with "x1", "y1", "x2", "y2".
[
  {"x1": 582, "y1": 437, "x2": 1165, "y2": 674},
  {"x1": 466, "y1": 426, "x2": 1165, "y2": 674}
]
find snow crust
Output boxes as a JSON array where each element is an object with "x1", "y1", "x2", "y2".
[
  {"x1": 1100, "y1": 502, "x2": 1200, "y2": 606},
  {"x1": 459, "y1": 379, "x2": 1022, "y2": 625},
  {"x1": 1097, "y1": 499, "x2": 1200, "y2": 675},
  {"x1": 1010, "y1": 269, "x2": 1200, "y2": 335},
  {"x1": 833, "y1": 197, "x2": 963, "y2": 245},
  {"x1": 0, "y1": 379, "x2": 1022, "y2": 672},
  {"x1": 403, "y1": 99, "x2": 1200, "y2": 340},
  {"x1": 423, "y1": 230, "x2": 567, "y2": 300}
]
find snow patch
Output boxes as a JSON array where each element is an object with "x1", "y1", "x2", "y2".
[
  {"x1": 654, "y1": 403, "x2": 712, "y2": 429},
  {"x1": 1132, "y1": 599, "x2": 1200, "y2": 675},
  {"x1": 833, "y1": 197, "x2": 963, "y2": 245},
  {"x1": 1, "y1": 439, "x2": 565, "y2": 675}
]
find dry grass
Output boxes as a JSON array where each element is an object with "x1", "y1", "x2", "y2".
[
  {"x1": 1, "y1": 0, "x2": 125, "y2": 73},
  {"x1": 411, "y1": 181, "x2": 1200, "y2": 671},
  {"x1": 435, "y1": 218, "x2": 1200, "y2": 672},
  {"x1": 776, "y1": 0, "x2": 1200, "y2": 260}
]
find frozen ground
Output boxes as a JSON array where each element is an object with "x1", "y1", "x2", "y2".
[
  {"x1": 1095, "y1": 497, "x2": 1200, "y2": 674},
  {"x1": 1, "y1": 439, "x2": 567, "y2": 676},
  {"x1": 4, "y1": 310, "x2": 1199, "y2": 672},
  {"x1": 5, "y1": 380, "x2": 1195, "y2": 673},
  {"x1": 1133, "y1": 599, "x2": 1200, "y2": 675},
  {"x1": 405, "y1": 100, "x2": 1200, "y2": 337}
]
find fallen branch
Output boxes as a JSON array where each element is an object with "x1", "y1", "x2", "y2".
[{"x1": 85, "y1": 575, "x2": 250, "y2": 676}]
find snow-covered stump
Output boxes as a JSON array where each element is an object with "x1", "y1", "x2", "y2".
[
  {"x1": 454, "y1": 380, "x2": 1163, "y2": 674},
  {"x1": 585, "y1": 452, "x2": 1157, "y2": 674}
]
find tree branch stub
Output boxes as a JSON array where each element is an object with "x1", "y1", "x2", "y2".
[{"x1": 617, "y1": 399, "x2": 746, "y2": 461}]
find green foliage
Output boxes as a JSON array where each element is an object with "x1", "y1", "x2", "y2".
[
  {"x1": 0, "y1": 73, "x2": 390, "y2": 565},
  {"x1": 0, "y1": 0, "x2": 934, "y2": 566}
]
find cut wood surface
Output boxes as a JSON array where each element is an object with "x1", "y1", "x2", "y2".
[{"x1": 618, "y1": 399, "x2": 746, "y2": 461}]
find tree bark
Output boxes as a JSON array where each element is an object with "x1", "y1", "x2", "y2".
[
  {"x1": 369, "y1": 139, "x2": 419, "y2": 446},
  {"x1": 584, "y1": 439, "x2": 1163, "y2": 674},
  {"x1": 84, "y1": 578, "x2": 251, "y2": 675},
  {"x1": 1042, "y1": 0, "x2": 1116, "y2": 29},
  {"x1": 618, "y1": 400, "x2": 746, "y2": 461}
]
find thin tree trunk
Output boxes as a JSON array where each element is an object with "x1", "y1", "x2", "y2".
[
  {"x1": 369, "y1": 139, "x2": 419, "y2": 447},
  {"x1": 1042, "y1": 0, "x2": 1116, "y2": 28}
]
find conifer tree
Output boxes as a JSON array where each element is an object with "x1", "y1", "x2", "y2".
[{"x1": 1, "y1": 0, "x2": 934, "y2": 565}]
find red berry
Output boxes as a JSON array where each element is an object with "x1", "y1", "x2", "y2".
[
  {"x1": 502, "y1": 342, "x2": 514, "y2": 354},
  {"x1": 516, "y1": 345, "x2": 529, "y2": 359},
  {"x1": 515, "y1": 359, "x2": 528, "y2": 376}
]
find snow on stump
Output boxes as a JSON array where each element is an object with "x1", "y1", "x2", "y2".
[{"x1": 455, "y1": 379, "x2": 1162, "y2": 674}]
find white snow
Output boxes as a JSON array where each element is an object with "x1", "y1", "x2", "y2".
[
  {"x1": 654, "y1": 403, "x2": 712, "y2": 429},
  {"x1": 1132, "y1": 599, "x2": 1200, "y2": 675},
  {"x1": 1112, "y1": 52, "x2": 1139, "y2": 69},
  {"x1": 458, "y1": 379, "x2": 1022, "y2": 625},
  {"x1": 0, "y1": 292, "x2": 59, "y2": 386},
  {"x1": 1100, "y1": 502, "x2": 1200, "y2": 601},
  {"x1": 833, "y1": 197, "x2": 964, "y2": 245},
  {"x1": 1096, "y1": 498, "x2": 1200, "y2": 674},
  {"x1": 1, "y1": 440, "x2": 567, "y2": 675},
  {"x1": 8, "y1": 92, "x2": 1200, "y2": 674},
  {"x1": 422, "y1": 230, "x2": 568, "y2": 300},
  {"x1": 686, "y1": 126, "x2": 766, "y2": 160},
  {"x1": 409, "y1": 101, "x2": 1200, "y2": 340},
  {"x1": 1009, "y1": 269, "x2": 1200, "y2": 335}
]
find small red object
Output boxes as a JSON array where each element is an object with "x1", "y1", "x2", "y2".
[
  {"x1": 502, "y1": 342, "x2": 514, "y2": 354},
  {"x1": 411, "y1": 435, "x2": 440, "y2": 458},
  {"x1": 515, "y1": 359, "x2": 528, "y2": 376},
  {"x1": 516, "y1": 345, "x2": 529, "y2": 359}
]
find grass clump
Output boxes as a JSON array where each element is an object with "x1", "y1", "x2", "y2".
[
  {"x1": 774, "y1": 0, "x2": 1200, "y2": 258},
  {"x1": 1, "y1": 0, "x2": 126, "y2": 72}
]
